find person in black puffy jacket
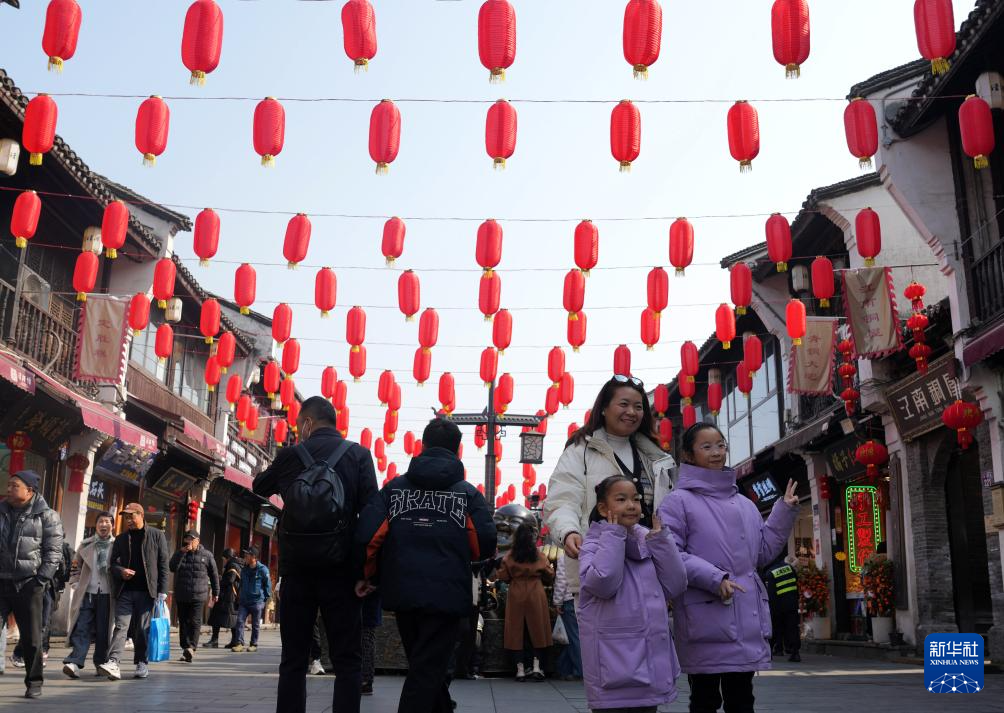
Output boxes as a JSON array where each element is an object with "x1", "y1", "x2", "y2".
[
  {"x1": 169, "y1": 529, "x2": 219, "y2": 661},
  {"x1": 358, "y1": 417, "x2": 497, "y2": 713}
]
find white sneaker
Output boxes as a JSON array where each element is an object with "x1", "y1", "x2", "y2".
[
  {"x1": 62, "y1": 663, "x2": 80, "y2": 679},
  {"x1": 134, "y1": 662, "x2": 149, "y2": 679},
  {"x1": 98, "y1": 660, "x2": 121, "y2": 681},
  {"x1": 309, "y1": 659, "x2": 324, "y2": 675}
]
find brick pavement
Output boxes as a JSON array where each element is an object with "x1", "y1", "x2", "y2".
[{"x1": 2, "y1": 629, "x2": 1002, "y2": 712}]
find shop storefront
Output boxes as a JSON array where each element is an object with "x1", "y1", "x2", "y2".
[{"x1": 83, "y1": 439, "x2": 157, "y2": 538}]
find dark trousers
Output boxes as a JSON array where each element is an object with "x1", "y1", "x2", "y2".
[
  {"x1": 277, "y1": 572, "x2": 362, "y2": 713},
  {"x1": 688, "y1": 672, "x2": 755, "y2": 713},
  {"x1": 361, "y1": 626, "x2": 377, "y2": 684},
  {"x1": 454, "y1": 607, "x2": 481, "y2": 678},
  {"x1": 396, "y1": 611, "x2": 460, "y2": 713},
  {"x1": 556, "y1": 599, "x2": 582, "y2": 678},
  {"x1": 770, "y1": 608, "x2": 800, "y2": 654},
  {"x1": 177, "y1": 600, "x2": 204, "y2": 650},
  {"x1": 0, "y1": 579, "x2": 45, "y2": 686},
  {"x1": 13, "y1": 585, "x2": 53, "y2": 657},
  {"x1": 107, "y1": 589, "x2": 154, "y2": 665},
  {"x1": 64, "y1": 592, "x2": 111, "y2": 667}
]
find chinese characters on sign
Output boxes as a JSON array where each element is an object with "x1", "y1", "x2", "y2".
[
  {"x1": 74, "y1": 296, "x2": 130, "y2": 383},
  {"x1": 741, "y1": 474, "x2": 780, "y2": 509},
  {"x1": 845, "y1": 485, "x2": 882, "y2": 574},
  {"x1": 789, "y1": 318, "x2": 837, "y2": 395},
  {"x1": 842, "y1": 267, "x2": 902, "y2": 358},
  {"x1": 94, "y1": 440, "x2": 157, "y2": 486},
  {"x1": 87, "y1": 478, "x2": 107, "y2": 511},
  {"x1": 925, "y1": 634, "x2": 984, "y2": 693},
  {"x1": 0, "y1": 354, "x2": 35, "y2": 393},
  {"x1": 885, "y1": 356, "x2": 961, "y2": 441},
  {"x1": 824, "y1": 434, "x2": 868, "y2": 482}
]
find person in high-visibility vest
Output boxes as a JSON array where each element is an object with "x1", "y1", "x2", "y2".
[{"x1": 762, "y1": 553, "x2": 801, "y2": 662}]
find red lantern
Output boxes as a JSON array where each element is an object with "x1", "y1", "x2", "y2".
[
  {"x1": 942, "y1": 399, "x2": 983, "y2": 449},
  {"x1": 727, "y1": 101, "x2": 760, "y2": 173},
  {"x1": 765, "y1": 213, "x2": 792, "y2": 272},
  {"x1": 480, "y1": 347, "x2": 499, "y2": 387},
  {"x1": 73, "y1": 251, "x2": 98, "y2": 302},
  {"x1": 839, "y1": 362, "x2": 857, "y2": 386},
  {"x1": 225, "y1": 374, "x2": 242, "y2": 409},
  {"x1": 614, "y1": 344, "x2": 632, "y2": 377},
  {"x1": 623, "y1": 0, "x2": 662, "y2": 79},
  {"x1": 811, "y1": 256, "x2": 835, "y2": 308},
  {"x1": 680, "y1": 341, "x2": 699, "y2": 382},
  {"x1": 398, "y1": 270, "x2": 420, "y2": 321},
  {"x1": 841, "y1": 387, "x2": 860, "y2": 416},
  {"x1": 496, "y1": 372, "x2": 515, "y2": 414},
  {"x1": 388, "y1": 381, "x2": 404, "y2": 413},
  {"x1": 23, "y1": 94, "x2": 58, "y2": 165},
  {"x1": 743, "y1": 334, "x2": 763, "y2": 374},
  {"x1": 476, "y1": 220, "x2": 503, "y2": 274},
  {"x1": 413, "y1": 347, "x2": 432, "y2": 386},
  {"x1": 403, "y1": 431, "x2": 416, "y2": 455},
  {"x1": 844, "y1": 98, "x2": 878, "y2": 169},
  {"x1": 492, "y1": 308, "x2": 512, "y2": 354},
  {"x1": 273, "y1": 419, "x2": 288, "y2": 445},
  {"x1": 342, "y1": 0, "x2": 377, "y2": 69},
  {"x1": 287, "y1": 401, "x2": 301, "y2": 434},
  {"x1": 567, "y1": 311, "x2": 587, "y2": 352},
  {"x1": 855, "y1": 208, "x2": 881, "y2": 267},
  {"x1": 251, "y1": 97, "x2": 286, "y2": 168},
  {"x1": 321, "y1": 366, "x2": 338, "y2": 401},
  {"x1": 280, "y1": 377, "x2": 296, "y2": 410},
  {"x1": 155, "y1": 323, "x2": 173, "y2": 364},
  {"x1": 570, "y1": 222, "x2": 600, "y2": 279},
  {"x1": 536, "y1": 411, "x2": 550, "y2": 435},
  {"x1": 669, "y1": 218, "x2": 694, "y2": 276},
  {"x1": 479, "y1": 273, "x2": 501, "y2": 321},
  {"x1": 193, "y1": 208, "x2": 219, "y2": 266},
  {"x1": 135, "y1": 96, "x2": 170, "y2": 167},
  {"x1": 419, "y1": 308, "x2": 439, "y2": 352},
  {"x1": 646, "y1": 266, "x2": 669, "y2": 316},
  {"x1": 282, "y1": 338, "x2": 300, "y2": 376},
  {"x1": 486, "y1": 99, "x2": 517, "y2": 169},
  {"x1": 682, "y1": 404, "x2": 697, "y2": 429},
  {"x1": 914, "y1": 0, "x2": 955, "y2": 75},
  {"x1": 384, "y1": 409, "x2": 398, "y2": 439},
  {"x1": 283, "y1": 213, "x2": 312, "y2": 269},
  {"x1": 478, "y1": 0, "x2": 516, "y2": 82},
  {"x1": 610, "y1": 100, "x2": 641, "y2": 171},
  {"x1": 332, "y1": 380, "x2": 348, "y2": 412},
  {"x1": 11, "y1": 191, "x2": 41, "y2": 249},
  {"x1": 523, "y1": 463, "x2": 536, "y2": 485},
  {"x1": 959, "y1": 95, "x2": 995, "y2": 170},
  {"x1": 907, "y1": 313, "x2": 929, "y2": 341},
  {"x1": 99, "y1": 200, "x2": 129, "y2": 259},
  {"x1": 564, "y1": 269, "x2": 586, "y2": 319},
  {"x1": 337, "y1": 406, "x2": 351, "y2": 437},
  {"x1": 545, "y1": 384, "x2": 560, "y2": 416},
  {"x1": 521, "y1": 481, "x2": 533, "y2": 499},
  {"x1": 904, "y1": 281, "x2": 927, "y2": 313},
  {"x1": 204, "y1": 356, "x2": 221, "y2": 393},
  {"x1": 272, "y1": 303, "x2": 292, "y2": 345},
  {"x1": 128, "y1": 293, "x2": 150, "y2": 336},
  {"x1": 559, "y1": 372, "x2": 574, "y2": 409},
  {"x1": 152, "y1": 258, "x2": 176, "y2": 308},
  {"x1": 314, "y1": 267, "x2": 337, "y2": 318},
  {"x1": 730, "y1": 263, "x2": 752, "y2": 315},
  {"x1": 910, "y1": 343, "x2": 932, "y2": 373},
  {"x1": 65, "y1": 452, "x2": 89, "y2": 493},
  {"x1": 263, "y1": 361, "x2": 281, "y2": 399},
  {"x1": 236, "y1": 394, "x2": 252, "y2": 425},
  {"x1": 737, "y1": 364, "x2": 753, "y2": 398},
  {"x1": 855, "y1": 440, "x2": 888, "y2": 481},
  {"x1": 548, "y1": 346, "x2": 566, "y2": 386},
  {"x1": 374, "y1": 437, "x2": 387, "y2": 461},
  {"x1": 377, "y1": 370, "x2": 395, "y2": 405},
  {"x1": 678, "y1": 373, "x2": 695, "y2": 406},
  {"x1": 641, "y1": 308, "x2": 660, "y2": 351},
  {"x1": 439, "y1": 372, "x2": 456, "y2": 413},
  {"x1": 715, "y1": 303, "x2": 736, "y2": 350},
  {"x1": 6, "y1": 432, "x2": 30, "y2": 474},
  {"x1": 786, "y1": 299, "x2": 807, "y2": 346},
  {"x1": 707, "y1": 382, "x2": 723, "y2": 417},
  {"x1": 658, "y1": 418, "x2": 672, "y2": 449},
  {"x1": 387, "y1": 463, "x2": 398, "y2": 480},
  {"x1": 234, "y1": 263, "x2": 256, "y2": 315},
  {"x1": 212, "y1": 335, "x2": 236, "y2": 383},
  {"x1": 838, "y1": 338, "x2": 855, "y2": 358},
  {"x1": 771, "y1": 0, "x2": 810, "y2": 78},
  {"x1": 200, "y1": 298, "x2": 220, "y2": 344},
  {"x1": 181, "y1": 0, "x2": 224, "y2": 85},
  {"x1": 382, "y1": 217, "x2": 405, "y2": 265},
  {"x1": 349, "y1": 344, "x2": 367, "y2": 382},
  {"x1": 42, "y1": 0, "x2": 82, "y2": 72},
  {"x1": 369, "y1": 99, "x2": 401, "y2": 174},
  {"x1": 474, "y1": 427, "x2": 487, "y2": 450},
  {"x1": 653, "y1": 383, "x2": 669, "y2": 418},
  {"x1": 347, "y1": 306, "x2": 366, "y2": 352}
]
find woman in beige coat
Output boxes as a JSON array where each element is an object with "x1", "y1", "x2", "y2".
[{"x1": 497, "y1": 522, "x2": 554, "y2": 681}]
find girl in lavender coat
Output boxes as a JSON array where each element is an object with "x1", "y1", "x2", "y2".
[
  {"x1": 658, "y1": 424, "x2": 799, "y2": 713},
  {"x1": 579, "y1": 475, "x2": 687, "y2": 713}
]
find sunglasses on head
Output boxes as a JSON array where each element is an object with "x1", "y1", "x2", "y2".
[{"x1": 612, "y1": 374, "x2": 644, "y2": 387}]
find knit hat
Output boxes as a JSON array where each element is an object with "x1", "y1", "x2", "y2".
[{"x1": 12, "y1": 470, "x2": 41, "y2": 492}]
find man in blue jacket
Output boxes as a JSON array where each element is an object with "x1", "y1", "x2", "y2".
[
  {"x1": 231, "y1": 547, "x2": 270, "y2": 653},
  {"x1": 358, "y1": 418, "x2": 496, "y2": 713}
]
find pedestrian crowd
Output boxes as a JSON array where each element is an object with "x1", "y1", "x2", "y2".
[{"x1": 1, "y1": 378, "x2": 802, "y2": 713}]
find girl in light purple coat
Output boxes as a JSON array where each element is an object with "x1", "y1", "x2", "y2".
[
  {"x1": 658, "y1": 423, "x2": 798, "y2": 713},
  {"x1": 579, "y1": 475, "x2": 687, "y2": 713}
]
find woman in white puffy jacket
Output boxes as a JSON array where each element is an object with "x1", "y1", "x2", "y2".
[{"x1": 543, "y1": 375, "x2": 676, "y2": 593}]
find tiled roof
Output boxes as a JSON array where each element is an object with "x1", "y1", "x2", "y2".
[{"x1": 96, "y1": 175, "x2": 192, "y2": 233}]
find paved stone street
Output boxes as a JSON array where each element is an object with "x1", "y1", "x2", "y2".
[{"x1": 2, "y1": 629, "x2": 1002, "y2": 713}]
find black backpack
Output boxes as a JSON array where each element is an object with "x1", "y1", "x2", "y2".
[{"x1": 278, "y1": 440, "x2": 354, "y2": 568}]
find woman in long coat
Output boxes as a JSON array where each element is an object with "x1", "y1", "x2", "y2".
[
  {"x1": 206, "y1": 548, "x2": 241, "y2": 647},
  {"x1": 496, "y1": 523, "x2": 554, "y2": 681}
]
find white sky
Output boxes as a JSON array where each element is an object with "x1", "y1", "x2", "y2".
[{"x1": 1, "y1": 0, "x2": 975, "y2": 496}]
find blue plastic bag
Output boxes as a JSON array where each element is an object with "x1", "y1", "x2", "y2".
[{"x1": 147, "y1": 600, "x2": 170, "y2": 663}]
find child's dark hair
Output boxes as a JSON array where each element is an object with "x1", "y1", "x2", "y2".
[
  {"x1": 510, "y1": 522, "x2": 539, "y2": 564},
  {"x1": 588, "y1": 475, "x2": 636, "y2": 523},
  {"x1": 680, "y1": 422, "x2": 726, "y2": 461}
]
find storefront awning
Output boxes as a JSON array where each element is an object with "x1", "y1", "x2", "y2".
[
  {"x1": 222, "y1": 467, "x2": 282, "y2": 510},
  {"x1": 181, "y1": 418, "x2": 227, "y2": 462},
  {"x1": 962, "y1": 318, "x2": 1004, "y2": 367},
  {"x1": 772, "y1": 406, "x2": 841, "y2": 457},
  {"x1": 0, "y1": 352, "x2": 35, "y2": 393}
]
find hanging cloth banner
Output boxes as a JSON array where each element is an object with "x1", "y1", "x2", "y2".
[
  {"x1": 842, "y1": 267, "x2": 902, "y2": 359},
  {"x1": 788, "y1": 317, "x2": 837, "y2": 395},
  {"x1": 74, "y1": 295, "x2": 130, "y2": 384}
]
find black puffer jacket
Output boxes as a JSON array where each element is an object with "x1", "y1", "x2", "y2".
[
  {"x1": 209, "y1": 557, "x2": 241, "y2": 628},
  {"x1": 110, "y1": 526, "x2": 170, "y2": 599},
  {"x1": 169, "y1": 545, "x2": 220, "y2": 602},
  {"x1": 0, "y1": 494, "x2": 64, "y2": 587},
  {"x1": 358, "y1": 447, "x2": 497, "y2": 616}
]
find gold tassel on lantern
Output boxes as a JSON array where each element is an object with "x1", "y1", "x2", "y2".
[
  {"x1": 931, "y1": 58, "x2": 950, "y2": 75},
  {"x1": 48, "y1": 56, "x2": 65, "y2": 73},
  {"x1": 143, "y1": 153, "x2": 157, "y2": 167},
  {"x1": 354, "y1": 58, "x2": 370, "y2": 74},
  {"x1": 490, "y1": 68, "x2": 506, "y2": 84},
  {"x1": 739, "y1": 160, "x2": 752, "y2": 174},
  {"x1": 29, "y1": 153, "x2": 43, "y2": 166},
  {"x1": 494, "y1": 157, "x2": 506, "y2": 170},
  {"x1": 190, "y1": 70, "x2": 207, "y2": 86},
  {"x1": 785, "y1": 63, "x2": 800, "y2": 79},
  {"x1": 859, "y1": 156, "x2": 873, "y2": 170},
  {"x1": 633, "y1": 64, "x2": 649, "y2": 81},
  {"x1": 261, "y1": 154, "x2": 276, "y2": 168},
  {"x1": 974, "y1": 155, "x2": 989, "y2": 170},
  {"x1": 375, "y1": 162, "x2": 390, "y2": 175},
  {"x1": 776, "y1": 261, "x2": 788, "y2": 272},
  {"x1": 619, "y1": 161, "x2": 632, "y2": 173}
]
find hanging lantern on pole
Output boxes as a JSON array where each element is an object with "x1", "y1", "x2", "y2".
[
  {"x1": 765, "y1": 213, "x2": 792, "y2": 272},
  {"x1": 838, "y1": 361, "x2": 857, "y2": 387},
  {"x1": 42, "y1": 0, "x2": 82, "y2": 72},
  {"x1": 640, "y1": 308, "x2": 660, "y2": 351},
  {"x1": 349, "y1": 345, "x2": 367, "y2": 382},
  {"x1": 567, "y1": 311, "x2": 587, "y2": 352},
  {"x1": 730, "y1": 263, "x2": 751, "y2": 315},
  {"x1": 439, "y1": 372, "x2": 456, "y2": 414},
  {"x1": 844, "y1": 98, "x2": 878, "y2": 169},
  {"x1": 907, "y1": 312, "x2": 929, "y2": 342},
  {"x1": 786, "y1": 299, "x2": 807, "y2": 346},
  {"x1": 493, "y1": 308, "x2": 512, "y2": 354},
  {"x1": 199, "y1": 298, "x2": 220, "y2": 344},
  {"x1": 811, "y1": 256, "x2": 835, "y2": 308},
  {"x1": 486, "y1": 99, "x2": 517, "y2": 169},
  {"x1": 272, "y1": 303, "x2": 292, "y2": 345},
  {"x1": 841, "y1": 387, "x2": 859, "y2": 417},
  {"x1": 564, "y1": 269, "x2": 586, "y2": 320},
  {"x1": 234, "y1": 263, "x2": 256, "y2": 315},
  {"x1": 855, "y1": 208, "x2": 882, "y2": 266},
  {"x1": 128, "y1": 293, "x2": 150, "y2": 336},
  {"x1": 11, "y1": 191, "x2": 41, "y2": 250},
  {"x1": 669, "y1": 218, "x2": 694, "y2": 276},
  {"x1": 727, "y1": 101, "x2": 760, "y2": 173},
  {"x1": 914, "y1": 0, "x2": 956, "y2": 75},
  {"x1": 476, "y1": 219, "x2": 503, "y2": 275},
  {"x1": 73, "y1": 251, "x2": 98, "y2": 302},
  {"x1": 181, "y1": 0, "x2": 224, "y2": 85},
  {"x1": 496, "y1": 372, "x2": 515, "y2": 414},
  {"x1": 135, "y1": 96, "x2": 170, "y2": 166},
  {"x1": 623, "y1": 0, "x2": 663, "y2": 79},
  {"x1": 193, "y1": 208, "x2": 220, "y2": 266},
  {"x1": 478, "y1": 0, "x2": 516, "y2": 83},
  {"x1": 942, "y1": 399, "x2": 983, "y2": 449},
  {"x1": 574, "y1": 220, "x2": 599, "y2": 276},
  {"x1": 479, "y1": 273, "x2": 501, "y2": 321},
  {"x1": 382, "y1": 217, "x2": 405, "y2": 265},
  {"x1": 315, "y1": 267, "x2": 337, "y2": 318},
  {"x1": 341, "y1": 0, "x2": 377, "y2": 70},
  {"x1": 715, "y1": 304, "x2": 736, "y2": 350},
  {"x1": 369, "y1": 99, "x2": 401, "y2": 174},
  {"x1": 959, "y1": 95, "x2": 995, "y2": 170},
  {"x1": 413, "y1": 347, "x2": 432, "y2": 386},
  {"x1": 909, "y1": 343, "x2": 932, "y2": 374},
  {"x1": 480, "y1": 347, "x2": 499, "y2": 387},
  {"x1": 613, "y1": 344, "x2": 631, "y2": 377},
  {"x1": 610, "y1": 100, "x2": 641, "y2": 172},
  {"x1": 398, "y1": 270, "x2": 420, "y2": 321},
  {"x1": 770, "y1": 0, "x2": 810, "y2": 78},
  {"x1": 743, "y1": 334, "x2": 763, "y2": 374},
  {"x1": 23, "y1": 94, "x2": 58, "y2": 165}
]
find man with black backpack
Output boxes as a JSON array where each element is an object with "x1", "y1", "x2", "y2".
[{"x1": 253, "y1": 396, "x2": 378, "y2": 713}]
